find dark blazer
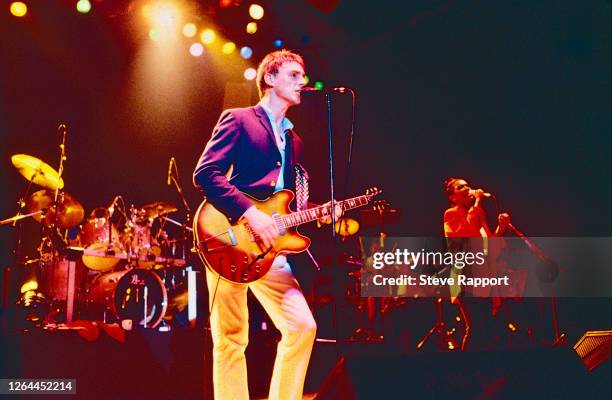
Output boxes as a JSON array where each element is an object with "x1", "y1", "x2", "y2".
[{"x1": 193, "y1": 104, "x2": 305, "y2": 222}]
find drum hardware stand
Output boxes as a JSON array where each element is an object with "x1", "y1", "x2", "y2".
[
  {"x1": 416, "y1": 296, "x2": 470, "y2": 352},
  {"x1": 105, "y1": 196, "x2": 121, "y2": 257},
  {"x1": 416, "y1": 265, "x2": 471, "y2": 351}
]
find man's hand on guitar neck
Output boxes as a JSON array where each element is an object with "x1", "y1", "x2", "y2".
[
  {"x1": 243, "y1": 206, "x2": 279, "y2": 249},
  {"x1": 317, "y1": 200, "x2": 344, "y2": 226}
]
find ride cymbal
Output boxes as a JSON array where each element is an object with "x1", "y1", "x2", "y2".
[{"x1": 11, "y1": 154, "x2": 64, "y2": 190}]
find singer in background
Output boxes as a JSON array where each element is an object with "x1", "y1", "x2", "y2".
[
  {"x1": 443, "y1": 177, "x2": 511, "y2": 311},
  {"x1": 193, "y1": 50, "x2": 316, "y2": 400},
  {"x1": 443, "y1": 177, "x2": 510, "y2": 238}
]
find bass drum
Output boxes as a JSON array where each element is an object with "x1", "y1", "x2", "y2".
[{"x1": 114, "y1": 269, "x2": 167, "y2": 328}]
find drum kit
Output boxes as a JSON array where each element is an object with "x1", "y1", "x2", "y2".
[{"x1": 2, "y1": 150, "x2": 195, "y2": 330}]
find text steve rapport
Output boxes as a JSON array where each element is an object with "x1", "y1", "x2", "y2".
[
  {"x1": 372, "y1": 274, "x2": 510, "y2": 288},
  {"x1": 372, "y1": 249, "x2": 486, "y2": 270}
]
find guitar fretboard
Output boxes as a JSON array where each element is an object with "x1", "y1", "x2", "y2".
[{"x1": 278, "y1": 195, "x2": 371, "y2": 228}]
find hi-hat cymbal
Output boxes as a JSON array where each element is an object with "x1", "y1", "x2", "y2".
[
  {"x1": 26, "y1": 189, "x2": 84, "y2": 229},
  {"x1": 11, "y1": 154, "x2": 64, "y2": 190},
  {"x1": 141, "y1": 201, "x2": 178, "y2": 217},
  {"x1": 335, "y1": 217, "x2": 360, "y2": 237}
]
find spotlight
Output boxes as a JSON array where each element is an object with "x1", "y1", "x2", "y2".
[
  {"x1": 10, "y1": 2, "x2": 28, "y2": 17},
  {"x1": 249, "y1": 4, "x2": 264, "y2": 20},
  {"x1": 200, "y1": 29, "x2": 215, "y2": 44},
  {"x1": 314, "y1": 80, "x2": 324, "y2": 89},
  {"x1": 76, "y1": 0, "x2": 91, "y2": 14},
  {"x1": 222, "y1": 42, "x2": 236, "y2": 54},
  {"x1": 244, "y1": 68, "x2": 257, "y2": 80},
  {"x1": 183, "y1": 23, "x2": 197, "y2": 38},
  {"x1": 240, "y1": 46, "x2": 253, "y2": 59},
  {"x1": 190, "y1": 43, "x2": 204, "y2": 57},
  {"x1": 246, "y1": 22, "x2": 257, "y2": 34},
  {"x1": 273, "y1": 39, "x2": 283, "y2": 48},
  {"x1": 145, "y1": 2, "x2": 180, "y2": 29}
]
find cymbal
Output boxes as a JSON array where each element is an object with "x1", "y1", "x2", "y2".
[
  {"x1": 26, "y1": 189, "x2": 84, "y2": 229},
  {"x1": 141, "y1": 201, "x2": 178, "y2": 217},
  {"x1": 335, "y1": 217, "x2": 360, "y2": 236},
  {"x1": 11, "y1": 154, "x2": 64, "y2": 190}
]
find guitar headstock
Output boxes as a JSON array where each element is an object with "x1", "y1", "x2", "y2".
[{"x1": 365, "y1": 187, "x2": 383, "y2": 199}]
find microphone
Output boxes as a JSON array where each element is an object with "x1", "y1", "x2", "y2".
[
  {"x1": 469, "y1": 189, "x2": 493, "y2": 198},
  {"x1": 167, "y1": 157, "x2": 175, "y2": 186},
  {"x1": 108, "y1": 195, "x2": 121, "y2": 218},
  {"x1": 301, "y1": 86, "x2": 349, "y2": 93}
]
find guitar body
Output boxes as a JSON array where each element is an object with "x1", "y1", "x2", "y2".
[{"x1": 193, "y1": 190, "x2": 310, "y2": 284}]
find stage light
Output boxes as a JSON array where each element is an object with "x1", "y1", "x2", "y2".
[
  {"x1": 273, "y1": 39, "x2": 283, "y2": 48},
  {"x1": 183, "y1": 23, "x2": 197, "y2": 37},
  {"x1": 222, "y1": 42, "x2": 236, "y2": 54},
  {"x1": 200, "y1": 29, "x2": 215, "y2": 44},
  {"x1": 314, "y1": 80, "x2": 324, "y2": 89},
  {"x1": 10, "y1": 2, "x2": 28, "y2": 17},
  {"x1": 246, "y1": 21, "x2": 257, "y2": 34},
  {"x1": 244, "y1": 68, "x2": 257, "y2": 80},
  {"x1": 240, "y1": 46, "x2": 253, "y2": 59},
  {"x1": 304, "y1": 75, "x2": 310, "y2": 84},
  {"x1": 150, "y1": 3, "x2": 180, "y2": 29},
  {"x1": 149, "y1": 28, "x2": 161, "y2": 42},
  {"x1": 508, "y1": 323, "x2": 517, "y2": 332},
  {"x1": 249, "y1": 4, "x2": 264, "y2": 20},
  {"x1": 190, "y1": 43, "x2": 204, "y2": 57},
  {"x1": 76, "y1": 0, "x2": 91, "y2": 14}
]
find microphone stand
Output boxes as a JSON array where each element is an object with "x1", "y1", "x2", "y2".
[
  {"x1": 507, "y1": 223, "x2": 566, "y2": 346},
  {"x1": 169, "y1": 161, "x2": 191, "y2": 261}
]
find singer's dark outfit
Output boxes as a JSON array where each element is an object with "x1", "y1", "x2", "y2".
[{"x1": 193, "y1": 104, "x2": 316, "y2": 400}]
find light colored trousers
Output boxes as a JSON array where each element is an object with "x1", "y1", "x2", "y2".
[{"x1": 205, "y1": 265, "x2": 317, "y2": 400}]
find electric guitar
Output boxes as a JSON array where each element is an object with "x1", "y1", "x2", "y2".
[{"x1": 193, "y1": 188, "x2": 381, "y2": 283}]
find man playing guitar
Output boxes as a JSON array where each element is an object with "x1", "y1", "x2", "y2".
[{"x1": 193, "y1": 50, "x2": 317, "y2": 400}]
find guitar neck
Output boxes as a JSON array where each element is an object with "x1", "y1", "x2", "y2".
[{"x1": 279, "y1": 195, "x2": 371, "y2": 228}]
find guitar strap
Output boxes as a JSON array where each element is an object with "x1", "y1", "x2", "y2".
[{"x1": 294, "y1": 164, "x2": 309, "y2": 212}]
